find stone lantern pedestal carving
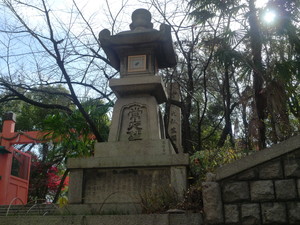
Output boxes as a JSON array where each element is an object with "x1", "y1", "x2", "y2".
[{"x1": 67, "y1": 9, "x2": 189, "y2": 214}]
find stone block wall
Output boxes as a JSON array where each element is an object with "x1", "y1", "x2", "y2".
[{"x1": 202, "y1": 135, "x2": 300, "y2": 225}]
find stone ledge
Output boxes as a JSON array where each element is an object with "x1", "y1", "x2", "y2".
[
  {"x1": 63, "y1": 203, "x2": 142, "y2": 215},
  {"x1": 67, "y1": 154, "x2": 189, "y2": 169},
  {"x1": 109, "y1": 76, "x2": 167, "y2": 104},
  {"x1": 215, "y1": 135, "x2": 300, "y2": 181},
  {"x1": 0, "y1": 213, "x2": 203, "y2": 225},
  {"x1": 94, "y1": 139, "x2": 175, "y2": 157}
]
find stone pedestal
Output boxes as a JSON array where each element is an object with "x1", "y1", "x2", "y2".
[
  {"x1": 67, "y1": 76, "x2": 189, "y2": 214},
  {"x1": 68, "y1": 139, "x2": 188, "y2": 213},
  {"x1": 67, "y1": 8, "x2": 189, "y2": 214},
  {"x1": 67, "y1": 81, "x2": 189, "y2": 213}
]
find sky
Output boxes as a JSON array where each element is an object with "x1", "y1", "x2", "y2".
[
  {"x1": 0, "y1": 0, "x2": 272, "y2": 38},
  {"x1": 255, "y1": 0, "x2": 268, "y2": 8},
  {"x1": 56, "y1": 0, "x2": 272, "y2": 34},
  {"x1": 0, "y1": 0, "x2": 273, "y2": 99}
]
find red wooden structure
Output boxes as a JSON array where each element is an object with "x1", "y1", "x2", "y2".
[{"x1": 0, "y1": 112, "x2": 44, "y2": 205}]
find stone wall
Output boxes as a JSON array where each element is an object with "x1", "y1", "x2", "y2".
[{"x1": 202, "y1": 135, "x2": 300, "y2": 225}]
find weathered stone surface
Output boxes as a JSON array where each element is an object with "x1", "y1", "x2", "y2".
[
  {"x1": 261, "y1": 203, "x2": 286, "y2": 224},
  {"x1": 222, "y1": 182, "x2": 249, "y2": 202},
  {"x1": 83, "y1": 168, "x2": 170, "y2": 204},
  {"x1": 224, "y1": 204, "x2": 239, "y2": 224},
  {"x1": 170, "y1": 166, "x2": 187, "y2": 198},
  {"x1": 250, "y1": 180, "x2": 274, "y2": 201},
  {"x1": 241, "y1": 204, "x2": 261, "y2": 225},
  {"x1": 99, "y1": 9, "x2": 176, "y2": 73},
  {"x1": 209, "y1": 140, "x2": 300, "y2": 225},
  {"x1": 0, "y1": 216, "x2": 83, "y2": 225},
  {"x1": 108, "y1": 96, "x2": 163, "y2": 142},
  {"x1": 169, "y1": 213, "x2": 203, "y2": 225},
  {"x1": 62, "y1": 204, "x2": 141, "y2": 215},
  {"x1": 298, "y1": 179, "x2": 300, "y2": 197},
  {"x1": 68, "y1": 169, "x2": 83, "y2": 204},
  {"x1": 288, "y1": 148, "x2": 300, "y2": 158},
  {"x1": 284, "y1": 157, "x2": 300, "y2": 177},
  {"x1": 94, "y1": 139, "x2": 176, "y2": 157},
  {"x1": 236, "y1": 169, "x2": 257, "y2": 180},
  {"x1": 258, "y1": 160, "x2": 283, "y2": 179},
  {"x1": 86, "y1": 214, "x2": 170, "y2": 225},
  {"x1": 206, "y1": 172, "x2": 216, "y2": 182},
  {"x1": 0, "y1": 214, "x2": 204, "y2": 225},
  {"x1": 202, "y1": 182, "x2": 223, "y2": 224},
  {"x1": 215, "y1": 135, "x2": 300, "y2": 181},
  {"x1": 275, "y1": 179, "x2": 297, "y2": 200},
  {"x1": 109, "y1": 76, "x2": 167, "y2": 104},
  {"x1": 68, "y1": 154, "x2": 189, "y2": 169},
  {"x1": 68, "y1": 9, "x2": 189, "y2": 213},
  {"x1": 287, "y1": 202, "x2": 300, "y2": 224},
  {"x1": 167, "y1": 82, "x2": 183, "y2": 153}
]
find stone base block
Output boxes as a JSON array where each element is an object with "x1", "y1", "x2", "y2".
[
  {"x1": 68, "y1": 138, "x2": 189, "y2": 213},
  {"x1": 68, "y1": 166, "x2": 187, "y2": 213},
  {"x1": 83, "y1": 167, "x2": 171, "y2": 204}
]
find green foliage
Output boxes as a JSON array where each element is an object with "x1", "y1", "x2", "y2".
[
  {"x1": 0, "y1": 99, "x2": 28, "y2": 129},
  {"x1": 190, "y1": 142, "x2": 248, "y2": 182},
  {"x1": 190, "y1": 10, "x2": 215, "y2": 23},
  {"x1": 43, "y1": 100, "x2": 110, "y2": 158},
  {"x1": 57, "y1": 188, "x2": 68, "y2": 208},
  {"x1": 184, "y1": 0, "x2": 300, "y2": 153},
  {"x1": 0, "y1": 85, "x2": 72, "y2": 131},
  {"x1": 0, "y1": 86, "x2": 110, "y2": 202}
]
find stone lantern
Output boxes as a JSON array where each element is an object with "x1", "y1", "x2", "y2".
[
  {"x1": 67, "y1": 9, "x2": 189, "y2": 214},
  {"x1": 99, "y1": 8, "x2": 176, "y2": 142}
]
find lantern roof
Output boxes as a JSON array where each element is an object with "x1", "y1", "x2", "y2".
[{"x1": 99, "y1": 8, "x2": 177, "y2": 71}]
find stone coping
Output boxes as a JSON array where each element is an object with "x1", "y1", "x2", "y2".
[
  {"x1": 67, "y1": 154, "x2": 189, "y2": 169},
  {"x1": 94, "y1": 139, "x2": 176, "y2": 157},
  {"x1": 64, "y1": 203, "x2": 141, "y2": 215},
  {"x1": 109, "y1": 76, "x2": 167, "y2": 104},
  {"x1": 0, "y1": 213, "x2": 203, "y2": 225},
  {"x1": 215, "y1": 135, "x2": 300, "y2": 181}
]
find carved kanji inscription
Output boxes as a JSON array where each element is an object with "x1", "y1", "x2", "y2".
[{"x1": 119, "y1": 103, "x2": 148, "y2": 141}]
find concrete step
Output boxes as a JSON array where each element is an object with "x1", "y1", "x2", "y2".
[{"x1": 0, "y1": 204, "x2": 58, "y2": 216}]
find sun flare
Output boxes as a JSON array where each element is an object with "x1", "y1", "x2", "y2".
[{"x1": 263, "y1": 10, "x2": 276, "y2": 24}]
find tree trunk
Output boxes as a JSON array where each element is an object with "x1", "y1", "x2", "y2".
[
  {"x1": 182, "y1": 103, "x2": 193, "y2": 153},
  {"x1": 218, "y1": 63, "x2": 234, "y2": 147},
  {"x1": 52, "y1": 169, "x2": 69, "y2": 204},
  {"x1": 248, "y1": 0, "x2": 266, "y2": 150},
  {"x1": 182, "y1": 53, "x2": 194, "y2": 153}
]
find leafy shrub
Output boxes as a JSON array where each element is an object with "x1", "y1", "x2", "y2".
[{"x1": 190, "y1": 143, "x2": 248, "y2": 182}]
